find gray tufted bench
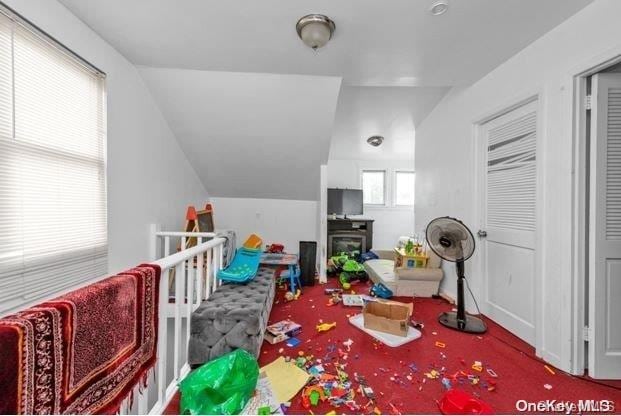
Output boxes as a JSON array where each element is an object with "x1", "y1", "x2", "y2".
[{"x1": 188, "y1": 267, "x2": 276, "y2": 367}]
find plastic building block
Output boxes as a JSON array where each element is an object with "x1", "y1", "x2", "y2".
[{"x1": 309, "y1": 390, "x2": 321, "y2": 406}]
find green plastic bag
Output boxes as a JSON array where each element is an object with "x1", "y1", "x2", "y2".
[{"x1": 179, "y1": 349, "x2": 259, "y2": 415}]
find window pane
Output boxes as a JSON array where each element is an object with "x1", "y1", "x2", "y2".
[
  {"x1": 395, "y1": 171, "x2": 415, "y2": 206},
  {"x1": 362, "y1": 171, "x2": 385, "y2": 205},
  {"x1": 0, "y1": 15, "x2": 107, "y2": 312}
]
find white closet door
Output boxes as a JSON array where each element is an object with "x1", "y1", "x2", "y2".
[
  {"x1": 480, "y1": 100, "x2": 538, "y2": 345},
  {"x1": 588, "y1": 73, "x2": 621, "y2": 379}
]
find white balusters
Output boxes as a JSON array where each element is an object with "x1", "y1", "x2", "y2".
[{"x1": 147, "y1": 228, "x2": 224, "y2": 414}]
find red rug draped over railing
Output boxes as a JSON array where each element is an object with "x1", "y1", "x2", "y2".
[{"x1": 0, "y1": 264, "x2": 160, "y2": 415}]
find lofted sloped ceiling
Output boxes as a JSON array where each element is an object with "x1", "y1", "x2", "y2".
[
  {"x1": 59, "y1": 0, "x2": 592, "y2": 200},
  {"x1": 59, "y1": 0, "x2": 591, "y2": 87},
  {"x1": 138, "y1": 67, "x2": 341, "y2": 200},
  {"x1": 330, "y1": 86, "x2": 448, "y2": 161}
]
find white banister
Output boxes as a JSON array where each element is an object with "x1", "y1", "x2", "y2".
[
  {"x1": 196, "y1": 237, "x2": 204, "y2": 305},
  {"x1": 147, "y1": 230, "x2": 226, "y2": 415},
  {"x1": 155, "y1": 231, "x2": 217, "y2": 238},
  {"x1": 156, "y1": 259, "x2": 169, "y2": 407}
]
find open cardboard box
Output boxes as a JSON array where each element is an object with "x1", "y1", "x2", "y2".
[{"x1": 363, "y1": 299, "x2": 413, "y2": 337}]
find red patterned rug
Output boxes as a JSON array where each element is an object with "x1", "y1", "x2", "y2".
[{"x1": 0, "y1": 264, "x2": 160, "y2": 415}]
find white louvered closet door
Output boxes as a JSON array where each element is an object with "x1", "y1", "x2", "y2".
[
  {"x1": 480, "y1": 100, "x2": 538, "y2": 345},
  {"x1": 588, "y1": 74, "x2": 621, "y2": 379}
]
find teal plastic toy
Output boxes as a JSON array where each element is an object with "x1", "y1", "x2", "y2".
[{"x1": 217, "y1": 247, "x2": 262, "y2": 283}]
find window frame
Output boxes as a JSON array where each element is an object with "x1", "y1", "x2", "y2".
[
  {"x1": 0, "y1": 4, "x2": 107, "y2": 314},
  {"x1": 393, "y1": 170, "x2": 415, "y2": 207},
  {"x1": 361, "y1": 169, "x2": 387, "y2": 207}
]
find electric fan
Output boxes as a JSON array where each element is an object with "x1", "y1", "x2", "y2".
[{"x1": 426, "y1": 216, "x2": 487, "y2": 333}]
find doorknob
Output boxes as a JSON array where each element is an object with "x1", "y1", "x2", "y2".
[{"x1": 477, "y1": 230, "x2": 487, "y2": 237}]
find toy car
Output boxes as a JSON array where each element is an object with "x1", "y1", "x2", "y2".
[{"x1": 369, "y1": 282, "x2": 393, "y2": 299}]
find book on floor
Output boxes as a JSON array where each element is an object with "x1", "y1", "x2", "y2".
[{"x1": 265, "y1": 319, "x2": 302, "y2": 344}]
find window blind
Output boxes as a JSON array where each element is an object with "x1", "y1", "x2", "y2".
[{"x1": 0, "y1": 10, "x2": 107, "y2": 313}]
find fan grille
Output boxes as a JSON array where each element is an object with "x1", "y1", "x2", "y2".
[{"x1": 426, "y1": 217, "x2": 475, "y2": 262}]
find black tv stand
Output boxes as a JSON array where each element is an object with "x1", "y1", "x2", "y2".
[{"x1": 327, "y1": 218, "x2": 374, "y2": 257}]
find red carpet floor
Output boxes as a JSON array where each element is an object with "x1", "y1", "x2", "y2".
[{"x1": 165, "y1": 279, "x2": 621, "y2": 414}]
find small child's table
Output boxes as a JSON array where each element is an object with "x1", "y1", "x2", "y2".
[{"x1": 260, "y1": 253, "x2": 302, "y2": 293}]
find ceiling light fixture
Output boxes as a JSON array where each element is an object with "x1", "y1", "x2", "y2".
[
  {"x1": 429, "y1": 1, "x2": 449, "y2": 16},
  {"x1": 296, "y1": 14, "x2": 336, "y2": 50},
  {"x1": 367, "y1": 136, "x2": 384, "y2": 147}
]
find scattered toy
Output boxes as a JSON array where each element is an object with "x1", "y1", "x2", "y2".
[
  {"x1": 544, "y1": 365, "x2": 556, "y2": 375},
  {"x1": 286, "y1": 338, "x2": 301, "y2": 347},
  {"x1": 316, "y1": 322, "x2": 337, "y2": 333},
  {"x1": 343, "y1": 339, "x2": 354, "y2": 352},
  {"x1": 369, "y1": 282, "x2": 393, "y2": 299},
  {"x1": 435, "y1": 341, "x2": 446, "y2": 348},
  {"x1": 438, "y1": 389, "x2": 493, "y2": 415},
  {"x1": 389, "y1": 402, "x2": 402, "y2": 415},
  {"x1": 441, "y1": 377, "x2": 452, "y2": 390}
]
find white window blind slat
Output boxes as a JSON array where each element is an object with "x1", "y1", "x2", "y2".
[
  {"x1": 607, "y1": 89, "x2": 621, "y2": 239},
  {"x1": 487, "y1": 111, "x2": 537, "y2": 232},
  {"x1": 0, "y1": 10, "x2": 107, "y2": 312},
  {"x1": 0, "y1": 16, "x2": 11, "y2": 141}
]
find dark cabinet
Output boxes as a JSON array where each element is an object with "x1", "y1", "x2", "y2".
[{"x1": 327, "y1": 218, "x2": 374, "y2": 257}]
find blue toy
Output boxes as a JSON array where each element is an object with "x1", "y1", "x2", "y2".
[
  {"x1": 217, "y1": 247, "x2": 262, "y2": 283},
  {"x1": 360, "y1": 251, "x2": 379, "y2": 263},
  {"x1": 369, "y1": 282, "x2": 393, "y2": 299}
]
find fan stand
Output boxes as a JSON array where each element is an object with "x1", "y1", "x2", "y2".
[{"x1": 438, "y1": 259, "x2": 487, "y2": 334}]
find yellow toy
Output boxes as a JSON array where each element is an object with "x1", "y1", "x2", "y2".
[
  {"x1": 316, "y1": 322, "x2": 337, "y2": 333},
  {"x1": 243, "y1": 233, "x2": 263, "y2": 249}
]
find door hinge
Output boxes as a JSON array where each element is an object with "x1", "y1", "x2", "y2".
[
  {"x1": 585, "y1": 94, "x2": 592, "y2": 111},
  {"x1": 583, "y1": 326, "x2": 591, "y2": 342}
]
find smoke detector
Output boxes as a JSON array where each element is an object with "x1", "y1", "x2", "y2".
[{"x1": 367, "y1": 136, "x2": 384, "y2": 147}]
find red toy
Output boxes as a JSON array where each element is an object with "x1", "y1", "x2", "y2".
[
  {"x1": 438, "y1": 389, "x2": 493, "y2": 415},
  {"x1": 267, "y1": 243, "x2": 285, "y2": 253}
]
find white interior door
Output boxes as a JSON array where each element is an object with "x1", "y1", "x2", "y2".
[
  {"x1": 588, "y1": 73, "x2": 621, "y2": 379},
  {"x1": 479, "y1": 100, "x2": 538, "y2": 345}
]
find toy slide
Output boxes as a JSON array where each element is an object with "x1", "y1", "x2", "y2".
[{"x1": 217, "y1": 234, "x2": 263, "y2": 283}]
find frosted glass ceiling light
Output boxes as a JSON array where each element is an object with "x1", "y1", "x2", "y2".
[
  {"x1": 430, "y1": 1, "x2": 449, "y2": 16},
  {"x1": 296, "y1": 14, "x2": 335, "y2": 50}
]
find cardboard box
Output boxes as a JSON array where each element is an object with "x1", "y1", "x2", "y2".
[
  {"x1": 362, "y1": 300, "x2": 413, "y2": 337},
  {"x1": 265, "y1": 319, "x2": 302, "y2": 344}
]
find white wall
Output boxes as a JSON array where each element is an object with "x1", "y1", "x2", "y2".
[
  {"x1": 210, "y1": 197, "x2": 318, "y2": 254},
  {"x1": 138, "y1": 68, "x2": 342, "y2": 201},
  {"x1": 327, "y1": 159, "x2": 415, "y2": 249},
  {"x1": 414, "y1": 0, "x2": 621, "y2": 372},
  {"x1": 5, "y1": 0, "x2": 209, "y2": 273},
  {"x1": 329, "y1": 86, "x2": 447, "y2": 161}
]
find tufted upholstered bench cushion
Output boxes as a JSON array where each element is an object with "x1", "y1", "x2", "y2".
[{"x1": 188, "y1": 267, "x2": 276, "y2": 367}]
